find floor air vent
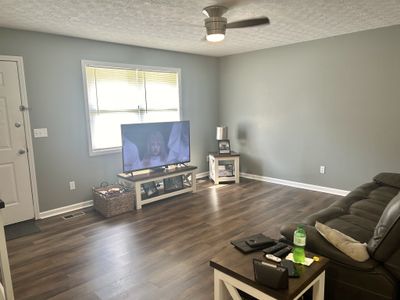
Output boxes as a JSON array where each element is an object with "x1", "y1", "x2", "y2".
[{"x1": 62, "y1": 211, "x2": 86, "y2": 220}]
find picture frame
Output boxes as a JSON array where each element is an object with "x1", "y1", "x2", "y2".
[
  {"x1": 164, "y1": 175, "x2": 184, "y2": 192},
  {"x1": 143, "y1": 181, "x2": 159, "y2": 198},
  {"x1": 218, "y1": 139, "x2": 231, "y2": 154}
]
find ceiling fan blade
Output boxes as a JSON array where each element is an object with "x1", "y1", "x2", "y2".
[{"x1": 226, "y1": 17, "x2": 270, "y2": 28}]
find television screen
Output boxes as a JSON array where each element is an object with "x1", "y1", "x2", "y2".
[{"x1": 122, "y1": 121, "x2": 190, "y2": 172}]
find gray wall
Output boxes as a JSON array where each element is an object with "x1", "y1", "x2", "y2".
[
  {"x1": 219, "y1": 25, "x2": 400, "y2": 190},
  {"x1": 0, "y1": 28, "x2": 219, "y2": 211},
  {"x1": 1, "y1": 24, "x2": 399, "y2": 212}
]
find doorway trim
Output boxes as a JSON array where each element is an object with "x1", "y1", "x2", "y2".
[{"x1": 0, "y1": 55, "x2": 40, "y2": 220}]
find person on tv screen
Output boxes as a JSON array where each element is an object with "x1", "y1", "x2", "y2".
[
  {"x1": 167, "y1": 122, "x2": 190, "y2": 164},
  {"x1": 123, "y1": 136, "x2": 142, "y2": 171},
  {"x1": 141, "y1": 131, "x2": 168, "y2": 168}
]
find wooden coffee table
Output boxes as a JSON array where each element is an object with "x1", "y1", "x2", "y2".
[{"x1": 210, "y1": 246, "x2": 328, "y2": 300}]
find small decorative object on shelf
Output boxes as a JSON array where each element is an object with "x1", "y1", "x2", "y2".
[
  {"x1": 143, "y1": 181, "x2": 159, "y2": 198},
  {"x1": 218, "y1": 139, "x2": 231, "y2": 154},
  {"x1": 92, "y1": 184, "x2": 134, "y2": 218},
  {"x1": 164, "y1": 175, "x2": 184, "y2": 192}
]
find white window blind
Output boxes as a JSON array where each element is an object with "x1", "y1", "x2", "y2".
[{"x1": 83, "y1": 62, "x2": 181, "y2": 155}]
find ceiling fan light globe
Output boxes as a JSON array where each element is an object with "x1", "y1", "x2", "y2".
[{"x1": 206, "y1": 33, "x2": 225, "y2": 42}]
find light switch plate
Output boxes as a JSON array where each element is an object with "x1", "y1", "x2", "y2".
[
  {"x1": 33, "y1": 128, "x2": 48, "y2": 138},
  {"x1": 320, "y1": 165, "x2": 326, "y2": 174},
  {"x1": 69, "y1": 181, "x2": 76, "y2": 190}
]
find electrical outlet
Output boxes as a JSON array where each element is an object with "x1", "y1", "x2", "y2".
[
  {"x1": 69, "y1": 181, "x2": 76, "y2": 190},
  {"x1": 320, "y1": 166, "x2": 326, "y2": 174}
]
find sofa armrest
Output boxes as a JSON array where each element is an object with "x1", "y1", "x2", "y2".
[{"x1": 280, "y1": 223, "x2": 379, "y2": 271}]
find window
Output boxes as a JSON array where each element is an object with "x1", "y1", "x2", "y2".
[{"x1": 82, "y1": 61, "x2": 181, "y2": 155}]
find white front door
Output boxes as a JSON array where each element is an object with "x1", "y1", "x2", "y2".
[{"x1": 0, "y1": 60, "x2": 34, "y2": 225}]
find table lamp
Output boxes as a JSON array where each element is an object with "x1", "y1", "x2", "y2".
[
  {"x1": 216, "y1": 126, "x2": 228, "y2": 140},
  {"x1": 216, "y1": 126, "x2": 230, "y2": 154}
]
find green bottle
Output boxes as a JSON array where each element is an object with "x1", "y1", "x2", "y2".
[{"x1": 293, "y1": 225, "x2": 306, "y2": 263}]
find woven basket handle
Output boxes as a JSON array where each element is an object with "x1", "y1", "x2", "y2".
[{"x1": 100, "y1": 181, "x2": 109, "y2": 188}]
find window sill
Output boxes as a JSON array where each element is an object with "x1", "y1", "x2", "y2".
[{"x1": 89, "y1": 147, "x2": 122, "y2": 157}]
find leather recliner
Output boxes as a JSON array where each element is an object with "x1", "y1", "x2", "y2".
[{"x1": 280, "y1": 173, "x2": 400, "y2": 300}]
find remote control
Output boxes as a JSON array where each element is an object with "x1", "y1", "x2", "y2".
[
  {"x1": 265, "y1": 254, "x2": 282, "y2": 263},
  {"x1": 263, "y1": 242, "x2": 287, "y2": 254},
  {"x1": 273, "y1": 246, "x2": 292, "y2": 258}
]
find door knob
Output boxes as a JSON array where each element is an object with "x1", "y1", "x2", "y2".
[
  {"x1": 17, "y1": 149, "x2": 26, "y2": 155},
  {"x1": 15, "y1": 122, "x2": 22, "y2": 128}
]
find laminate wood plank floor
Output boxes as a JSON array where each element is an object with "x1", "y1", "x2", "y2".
[{"x1": 7, "y1": 178, "x2": 341, "y2": 300}]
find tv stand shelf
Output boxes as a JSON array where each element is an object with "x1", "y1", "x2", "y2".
[{"x1": 118, "y1": 166, "x2": 197, "y2": 209}]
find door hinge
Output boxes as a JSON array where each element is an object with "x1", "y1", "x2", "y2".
[{"x1": 19, "y1": 105, "x2": 30, "y2": 112}]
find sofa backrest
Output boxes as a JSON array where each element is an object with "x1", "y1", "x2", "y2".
[
  {"x1": 373, "y1": 172, "x2": 400, "y2": 190},
  {"x1": 367, "y1": 190, "x2": 400, "y2": 261}
]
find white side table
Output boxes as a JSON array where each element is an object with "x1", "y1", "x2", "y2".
[{"x1": 209, "y1": 152, "x2": 240, "y2": 184}]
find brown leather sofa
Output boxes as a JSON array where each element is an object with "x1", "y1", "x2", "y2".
[{"x1": 280, "y1": 173, "x2": 400, "y2": 300}]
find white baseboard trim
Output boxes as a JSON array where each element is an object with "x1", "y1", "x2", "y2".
[
  {"x1": 196, "y1": 171, "x2": 209, "y2": 179},
  {"x1": 240, "y1": 172, "x2": 349, "y2": 196},
  {"x1": 39, "y1": 200, "x2": 94, "y2": 219}
]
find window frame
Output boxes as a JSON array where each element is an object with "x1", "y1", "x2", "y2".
[{"x1": 81, "y1": 60, "x2": 183, "y2": 156}]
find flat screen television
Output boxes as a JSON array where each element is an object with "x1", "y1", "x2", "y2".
[{"x1": 121, "y1": 121, "x2": 190, "y2": 173}]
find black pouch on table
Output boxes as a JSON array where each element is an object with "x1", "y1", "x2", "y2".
[{"x1": 253, "y1": 259, "x2": 288, "y2": 289}]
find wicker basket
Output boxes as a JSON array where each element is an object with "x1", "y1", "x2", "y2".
[{"x1": 92, "y1": 184, "x2": 134, "y2": 217}]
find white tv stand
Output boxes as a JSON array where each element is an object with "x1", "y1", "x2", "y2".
[{"x1": 118, "y1": 166, "x2": 197, "y2": 209}]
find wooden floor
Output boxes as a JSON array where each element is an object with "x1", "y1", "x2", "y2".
[{"x1": 7, "y1": 178, "x2": 341, "y2": 300}]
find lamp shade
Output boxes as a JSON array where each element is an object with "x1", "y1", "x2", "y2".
[{"x1": 216, "y1": 126, "x2": 228, "y2": 140}]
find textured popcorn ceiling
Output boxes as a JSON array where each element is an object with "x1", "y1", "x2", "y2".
[{"x1": 1, "y1": 0, "x2": 400, "y2": 57}]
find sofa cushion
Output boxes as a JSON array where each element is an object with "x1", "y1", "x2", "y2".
[
  {"x1": 315, "y1": 221, "x2": 369, "y2": 262},
  {"x1": 330, "y1": 182, "x2": 380, "y2": 210},
  {"x1": 368, "y1": 192, "x2": 400, "y2": 261},
  {"x1": 374, "y1": 173, "x2": 400, "y2": 189},
  {"x1": 385, "y1": 248, "x2": 400, "y2": 280},
  {"x1": 324, "y1": 216, "x2": 374, "y2": 242},
  {"x1": 350, "y1": 199, "x2": 387, "y2": 223},
  {"x1": 332, "y1": 183, "x2": 397, "y2": 214},
  {"x1": 303, "y1": 207, "x2": 344, "y2": 225}
]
